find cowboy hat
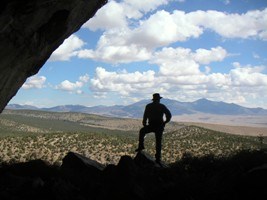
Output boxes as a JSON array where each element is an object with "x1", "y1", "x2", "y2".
[{"x1": 152, "y1": 93, "x2": 162, "y2": 100}]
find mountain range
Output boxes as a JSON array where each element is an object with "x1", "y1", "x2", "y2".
[{"x1": 6, "y1": 98, "x2": 267, "y2": 118}]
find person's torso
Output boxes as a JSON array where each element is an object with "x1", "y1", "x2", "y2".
[{"x1": 146, "y1": 102, "x2": 167, "y2": 123}]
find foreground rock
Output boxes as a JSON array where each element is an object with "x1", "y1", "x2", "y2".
[
  {"x1": 0, "y1": 0, "x2": 107, "y2": 112},
  {"x1": 0, "y1": 150, "x2": 267, "y2": 200}
]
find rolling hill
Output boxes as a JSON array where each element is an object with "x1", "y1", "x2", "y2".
[{"x1": 6, "y1": 98, "x2": 267, "y2": 118}]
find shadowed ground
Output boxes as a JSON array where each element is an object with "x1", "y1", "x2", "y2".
[{"x1": 0, "y1": 150, "x2": 266, "y2": 200}]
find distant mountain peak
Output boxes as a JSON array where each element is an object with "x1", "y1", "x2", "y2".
[
  {"x1": 194, "y1": 98, "x2": 211, "y2": 102},
  {"x1": 6, "y1": 98, "x2": 267, "y2": 117},
  {"x1": 5, "y1": 104, "x2": 39, "y2": 110}
]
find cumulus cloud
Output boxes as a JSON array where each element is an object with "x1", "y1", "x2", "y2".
[
  {"x1": 79, "y1": 6, "x2": 267, "y2": 64},
  {"x1": 188, "y1": 8, "x2": 267, "y2": 40},
  {"x1": 124, "y1": 0, "x2": 169, "y2": 13},
  {"x1": 55, "y1": 1, "x2": 267, "y2": 107},
  {"x1": 56, "y1": 80, "x2": 83, "y2": 91},
  {"x1": 89, "y1": 67, "x2": 204, "y2": 100},
  {"x1": 79, "y1": 10, "x2": 203, "y2": 63},
  {"x1": 22, "y1": 76, "x2": 46, "y2": 89},
  {"x1": 55, "y1": 74, "x2": 89, "y2": 94},
  {"x1": 83, "y1": 1, "x2": 128, "y2": 30},
  {"x1": 49, "y1": 35, "x2": 85, "y2": 61},
  {"x1": 83, "y1": 0, "x2": 171, "y2": 31},
  {"x1": 77, "y1": 40, "x2": 151, "y2": 63},
  {"x1": 151, "y1": 46, "x2": 228, "y2": 76},
  {"x1": 79, "y1": 74, "x2": 90, "y2": 83},
  {"x1": 90, "y1": 67, "x2": 155, "y2": 96},
  {"x1": 89, "y1": 59, "x2": 267, "y2": 107},
  {"x1": 229, "y1": 63, "x2": 267, "y2": 86},
  {"x1": 87, "y1": 46, "x2": 229, "y2": 95},
  {"x1": 193, "y1": 46, "x2": 227, "y2": 64},
  {"x1": 129, "y1": 10, "x2": 203, "y2": 48}
]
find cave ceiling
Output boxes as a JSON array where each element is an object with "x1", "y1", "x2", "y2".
[{"x1": 0, "y1": 0, "x2": 107, "y2": 112}]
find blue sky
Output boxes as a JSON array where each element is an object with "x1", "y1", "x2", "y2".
[{"x1": 10, "y1": 0, "x2": 267, "y2": 108}]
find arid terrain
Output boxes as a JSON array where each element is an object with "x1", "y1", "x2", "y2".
[
  {"x1": 182, "y1": 122, "x2": 267, "y2": 136},
  {"x1": 172, "y1": 114, "x2": 267, "y2": 136},
  {"x1": 0, "y1": 109, "x2": 266, "y2": 165}
]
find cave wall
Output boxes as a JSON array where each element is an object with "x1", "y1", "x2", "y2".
[{"x1": 0, "y1": 0, "x2": 107, "y2": 113}]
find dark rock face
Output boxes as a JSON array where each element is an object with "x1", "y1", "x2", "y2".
[
  {"x1": 1, "y1": 150, "x2": 267, "y2": 200},
  {"x1": 0, "y1": 0, "x2": 107, "y2": 113}
]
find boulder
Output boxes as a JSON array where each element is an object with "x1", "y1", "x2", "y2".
[
  {"x1": 1, "y1": 150, "x2": 267, "y2": 200},
  {"x1": 61, "y1": 151, "x2": 105, "y2": 172},
  {"x1": 60, "y1": 151, "x2": 105, "y2": 194},
  {"x1": 134, "y1": 151, "x2": 168, "y2": 168},
  {"x1": 134, "y1": 151, "x2": 156, "y2": 166}
]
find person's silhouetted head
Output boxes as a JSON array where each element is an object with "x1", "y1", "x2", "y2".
[{"x1": 152, "y1": 93, "x2": 162, "y2": 102}]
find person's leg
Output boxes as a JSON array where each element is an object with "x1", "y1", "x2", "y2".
[
  {"x1": 136, "y1": 126, "x2": 151, "y2": 151},
  {"x1": 155, "y1": 129, "x2": 163, "y2": 162}
]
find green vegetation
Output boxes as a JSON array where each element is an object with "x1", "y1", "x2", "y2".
[{"x1": 0, "y1": 109, "x2": 266, "y2": 165}]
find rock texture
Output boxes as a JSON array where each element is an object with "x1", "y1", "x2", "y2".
[
  {"x1": 0, "y1": 0, "x2": 107, "y2": 113},
  {"x1": 0, "y1": 150, "x2": 267, "y2": 200}
]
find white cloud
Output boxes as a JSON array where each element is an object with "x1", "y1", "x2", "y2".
[
  {"x1": 56, "y1": 80, "x2": 83, "y2": 91},
  {"x1": 77, "y1": 44, "x2": 151, "y2": 63},
  {"x1": 22, "y1": 76, "x2": 46, "y2": 89},
  {"x1": 123, "y1": 0, "x2": 169, "y2": 13},
  {"x1": 55, "y1": 74, "x2": 89, "y2": 94},
  {"x1": 193, "y1": 46, "x2": 227, "y2": 64},
  {"x1": 87, "y1": 46, "x2": 230, "y2": 98},
  {"x1": 80, "y1": 2, "x2": 205, "y2": 63},
  {"x1": 80, "y1": 7, "x2": 267, "y2": 64},
  {"x1": 50, "y1": 1, "x2": 267, "y2": 107},
  {"x1": 129, "y1": 10, "x2": 203, "y2": 48},
  {"x1": 152, "y1": 46, "x2": 228, "y2": 76},
  {"x1": 79, "y1": 74, "x2": 90, "y2": 83},
  {"x1": 90, "y1": 67, "x2": 156, "y2": 96},
  {"x1": 49, "y1": 35, "x2": 85, "y2": 61},
  {"x1": 83, "y1": 0, "x2": 172, "y2": 31},
  {"x1": 230, "y1": 63, "x2": 267, "y2": 86},
  {"x1": 188, "y1": 8, "x2": 267, "y2": 40},
  {"x1": 89, "y1": 59, "x2": 267, "y2": 108},
  {"x1": 83, "y1": 1, "x2": 128, "y2": 30}
]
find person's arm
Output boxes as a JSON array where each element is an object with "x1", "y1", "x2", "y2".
[
  {"x1": 142, "y1": 106, "x2": 148, "y2": 126},
  {"x1": 164, "y1": 106, "x2": 172, "y2": 124}
]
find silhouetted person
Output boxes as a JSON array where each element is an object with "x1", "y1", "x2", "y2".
[{"x1": 135, "y1": 93, "x2": 172, "y2": 164}]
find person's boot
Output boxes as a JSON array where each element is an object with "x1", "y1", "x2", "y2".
[{"x1": 155, "y1": 159, "x2": 163, "y2": 167}]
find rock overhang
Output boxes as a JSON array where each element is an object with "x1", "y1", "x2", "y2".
[{"x1": 0, "y1": 0, "x2": 107, "y2": 113}]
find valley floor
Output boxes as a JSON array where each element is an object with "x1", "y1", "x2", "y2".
[{"x1": 172, "y1": 114, "x2": 267, "y2": 136}]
